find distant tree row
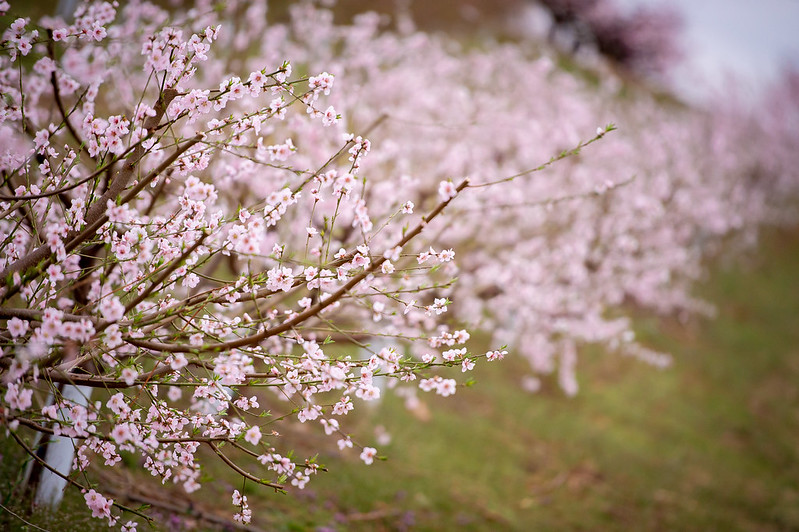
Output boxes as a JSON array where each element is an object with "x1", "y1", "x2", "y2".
[{"x1": 536, "y1": 0, "x2": 683, "y2": 76}]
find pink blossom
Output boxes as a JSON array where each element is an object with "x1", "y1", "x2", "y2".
[
  {"x1": 360, "y1": 447, "x2": 377, "y2": 465},
  {"x1": 437, "y1": 379, "x2": 457, "y2": 397},
  {"x1": 333, "y1": 396, "x2": 354, "y2": 415},
  {"x1": 42, "y1": 404, "x2": 58, "y2": 419},
  {"x1": 438, "y1": 180, "x2": 457, "y2": 201},
  {"x1": 0, "y1": 1, "x2": 794, "y2": 524},
  {"x1": 4, "y1": 383, "x2": 33, "y2": 410},
  {"x1": 106, "y1": 393, "x2": 129, "y2": 416},
  {"x1": 308, "y1": 71, "x2": 334, "y2": 95},
  {"x1": 7, "y1": 317, "x2": 29, "y2": 337},
  {"x1": 121, "y1": 368, "x2": 138, "y2": 386},
  {"x1": 84, "y1": 489, "x2": 113, "y2": 520},
  {"x1": 291, "y1": 471, "x2": 311, "y2": 489},
  {"x1": 167, "y1": 387, "x2": 182, "y2": 402},
  {"x1": 438, "y1": 249, "x2": 455, "y2": 262},
  {"x1": 169, "y1": 353, "x2": 189, "y2": 370},
  {"x1": 266, "y1": 266, "x2": 294, "y2": 292},
  {"x1": 486, "y1": 350, "x2": 508, "y2": 362},
  {"x1": 322, "y1": 105, "x2": 339, "y2": 126},
  {"x1": 298, "y1": 404, "x2": 322, "y2": 423},
  {"x1": 244, "y1": 425, "x2": 262, "y2": 445},
  {"x1": 99, "y1": 296, "x2": 124, "y2": 321},
  {"x1": 110, "y1": 422, "x2": 132, "y2": 444},
  {"x1": 320, "y1": 418, "x2": 340, "y2": 435}
]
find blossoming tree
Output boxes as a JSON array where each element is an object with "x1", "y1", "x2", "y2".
[{"x1": 1, "y1": 0, "x2": 796, "y2": 529}]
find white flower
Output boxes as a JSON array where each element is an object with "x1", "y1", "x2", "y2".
[
  {"x1": 360, "y1": 447, "x2": 377, "y2": 465},
  {"x1": 244, "y1": 425, "x2": 261, "y2": 445}
]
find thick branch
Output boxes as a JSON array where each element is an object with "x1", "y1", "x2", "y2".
[{"x1": 0, "y1": 307, "x2": 99, "y2": 323}]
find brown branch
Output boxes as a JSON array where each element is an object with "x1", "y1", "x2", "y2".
[
  {"x1": 8, "y1": 427, "x2": 88, "y2": 490},
  {"x1": 121, "y1": 233, "x2": 208, "y2": 317},
  {"x1": 44, "y1": 363, "x2": 174, "y2": 388},
  {"x1": 0, "y1": 88, "x2": 179, "y2": 289},
  {"x1": 0, "y1": 160, "x2": 118, "y2": 201},
  {"x1": 0, "y1": 307, "x2": 100, "y2": 323},
  {"x1": 207, "y1": 442, "x2": 284, "y2": 490},
  {"x1": 117, "y1": 114, "x2": 389, "y2": 330},
  {"x1": 10, "y1": 416, "x2": 237, "y2": 445},
  {"x1": 124, "y1": 179, "x2": 470, "y2": 354},
  {"x1": 0, "y1": 133, "x2": 201, "y2": 311},
  {"x1": 98, "y1": 476, "x2": 263, "y2": 532},
  {"x1": 7, "y1": 428, "x2": 154, "y2": 523}
]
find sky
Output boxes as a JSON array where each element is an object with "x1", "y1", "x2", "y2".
[{"x1": 616, "y1": 0, "x2": 799, "y2": 102}]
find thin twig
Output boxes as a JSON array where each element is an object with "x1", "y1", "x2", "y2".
[
  {"x1": 207, "y1": 442, "x2": 284, "y2": 490},
  {"x1": 0, "y1": 502, "x2": 52, "y2": 532}
]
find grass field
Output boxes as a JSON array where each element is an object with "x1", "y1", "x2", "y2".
[
  {"x1": 3, "y1": 228, "x2": 798, "y2": 531},
  {"x1": 237, "y1": 228, "x2": 798, "y2": 532}
]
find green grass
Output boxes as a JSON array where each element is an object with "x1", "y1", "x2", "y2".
[
  {"x1": 3, "y1": 229, "x2": 798, "y2": 531},
  {"x1": 244, "y1": 228, "x2": 799, "y2": 531}
]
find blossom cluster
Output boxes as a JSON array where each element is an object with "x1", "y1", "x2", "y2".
[{"x1": 0, "y1": 1, "x2": 505, "y2": 527}]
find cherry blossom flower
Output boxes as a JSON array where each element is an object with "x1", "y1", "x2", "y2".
[
  {"x1": 169, "y1": 353, "x2": 189, "y2": 370},
  {"x1": 309, "y1": 71, "x2": 335, "y2": 95},
  {"x1": 438, "y1": 180, "x2": 457, "y2": 201},
  {"x1": 84, "y1": 489, "x2": 113, "y2": 520},
  {"x1": 320, "y1": 418, "x2": 340, "y2": 435},
  {"x1": 7, "y1": 317, "x2": 29, "y2": 338},
  {"x1": 333, "y1": 396, "x2": 354, "y2": 415},
  {"x1": 4, "y1": 383, "x2": 33, "y2": 410},
  {"x1": 322, "y1": 106, "x2": 339, "y2": 126},
  {"x1": 360, "y1": 447, "x2": 378, "y2": 465},
  {"x1": 244, "y1": 425, "x2": 262, "y2": 445},
  {"x1": 486, "y1": 350, "x2": 508, "y2": 362},
  {"x1": 121, "y1": 368, "x2": 138, "y2": 386}
]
